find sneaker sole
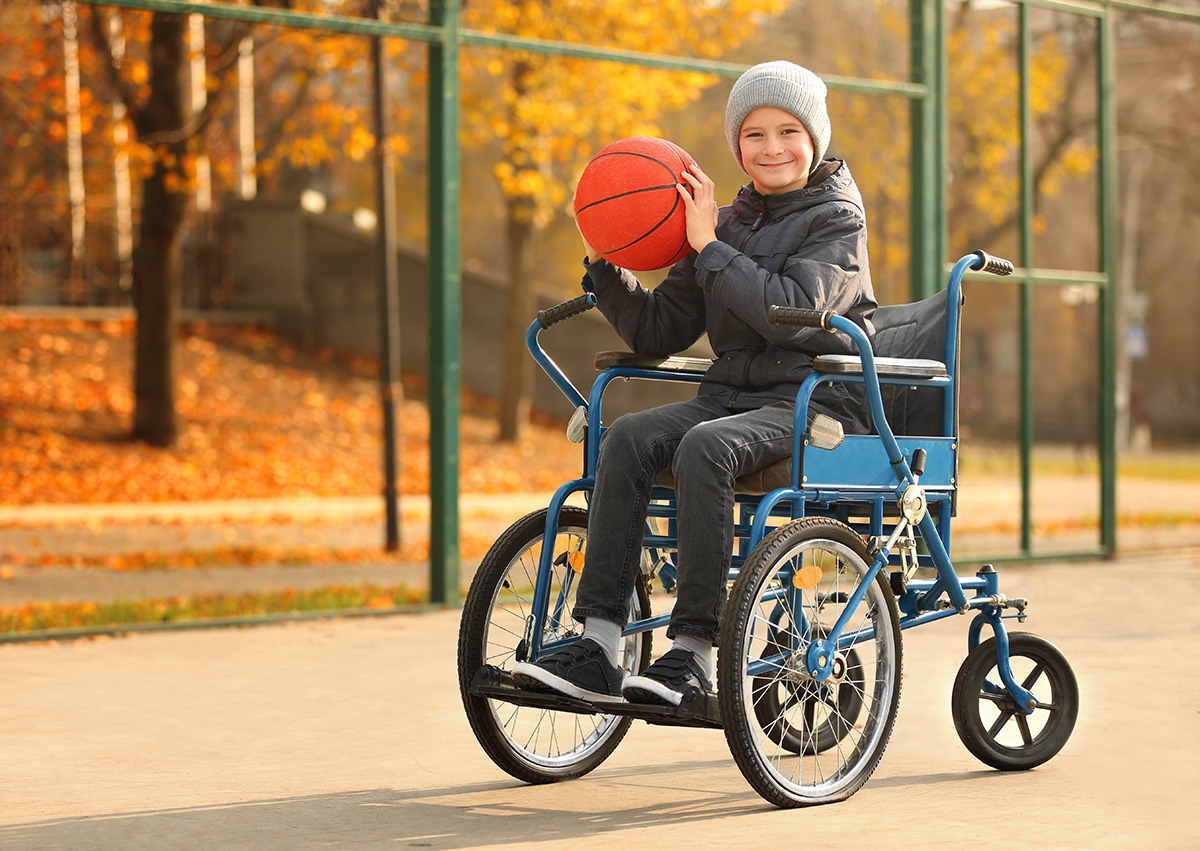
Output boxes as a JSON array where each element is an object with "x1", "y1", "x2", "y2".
[
  {"x1": 511, "y1": 662, "x2": 620, "y2": 703},
  {"x1": 621, "y1": 675, "x2": 684, "y2": 707}
]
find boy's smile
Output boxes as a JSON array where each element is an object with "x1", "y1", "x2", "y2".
[{"x1": 738, "y1": 105, "x2": 816, "y2": 195}]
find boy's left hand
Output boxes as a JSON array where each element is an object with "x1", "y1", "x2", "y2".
[{"x1": 677, "y1": 165, "x2": 718, "y2": 255}]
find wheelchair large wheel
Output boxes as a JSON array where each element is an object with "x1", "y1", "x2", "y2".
[
  {"x1": 951, "y1": 632, "x2": 1078, "y2": 771},
  {"x1": 719, "y1": 517, "x2": 902, "y2": 807},
  {"x1": 457, "y1": 506, "x2": 652, "y2": 784}
]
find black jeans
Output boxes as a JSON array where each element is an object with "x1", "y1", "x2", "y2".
[{"x1": 572, "y1": 395, "x2": 796, "y2": 645}]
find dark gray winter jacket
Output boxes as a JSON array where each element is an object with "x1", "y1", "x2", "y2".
[{"x1": 583, "y1": 159, "x2": 877, "y2": 433}]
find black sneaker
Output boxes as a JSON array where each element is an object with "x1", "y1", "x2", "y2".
[
  {"x1": 511, "y1": 638, "x2": 623, "y2": 702},
  {"x1": 622, "y1": 648, "x2": 712, "y2": 707}
]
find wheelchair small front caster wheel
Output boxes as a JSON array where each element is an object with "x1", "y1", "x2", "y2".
[{"x1": 951, "y1": 632, "x2": 1079, "y2": 771}]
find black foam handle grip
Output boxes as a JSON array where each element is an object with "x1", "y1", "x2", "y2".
[
  {"x1": 538, "y1": 294, "x2": 595, "y2": 329},
  {"x1": 974, "y1": 250, "x2": 1015, "y2": 276},
  {"x1": 768, "y1": 306, "x2": 835, "y2": 329}
]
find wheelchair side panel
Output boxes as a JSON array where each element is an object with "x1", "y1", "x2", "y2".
[{"x1": 801, "y1": 435, "x2": 956, "y2": 492}]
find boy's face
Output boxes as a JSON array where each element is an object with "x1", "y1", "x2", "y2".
[{"x1": 738, "y1": 106, "x2": 816, "y2": 196}]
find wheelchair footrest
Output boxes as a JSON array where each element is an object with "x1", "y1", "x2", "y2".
[{"x1": 470, "y1": 665, "x2": 723, "y2": 729}]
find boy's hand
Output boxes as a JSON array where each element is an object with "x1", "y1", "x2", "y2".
[{"x1": 677, "y1": 165, "x2": 718, "y2": 255}]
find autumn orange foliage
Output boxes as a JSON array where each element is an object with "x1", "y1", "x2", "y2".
[{"x1": 0, "y1": 315, "x2": 582, "y2": 506}]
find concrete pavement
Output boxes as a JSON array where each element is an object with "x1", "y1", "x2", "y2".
[{"x1": 2, "y1": 553, "x2": 1198, "y2": 850}]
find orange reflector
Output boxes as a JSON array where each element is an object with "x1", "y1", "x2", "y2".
[
  {"x1": 567, "y1": 550, "x2": 585, "y2": 574},
  {"x1": 792, "y1": 563, "x2": 823, "y2": 590}
]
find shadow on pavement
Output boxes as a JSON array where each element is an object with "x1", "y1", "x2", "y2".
[{"x1": 1, "y1": 761, "x2": 1016, "y2": 851}]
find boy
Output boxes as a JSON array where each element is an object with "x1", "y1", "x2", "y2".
[{"x1": 513, "y1": 60, "x2": 876, "y2": 706}]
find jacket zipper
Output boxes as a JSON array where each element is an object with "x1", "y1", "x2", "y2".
[
  {"x1": 739, "y1": 200, "x2": 767, "y2": 252},
  {"x1": 729, "y1": 196, "x2": 769, "y2": 408}
]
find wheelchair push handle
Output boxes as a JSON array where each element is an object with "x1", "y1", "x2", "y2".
[
  {"x1": 767, "y1": 306, "x2": 835, "y2": 330},
  {"x1": 527, "y1": 293, "x2": 597, "y2": 412},
  {"x1": 538, "y1": 293, "x2": 596, "y2": 329},
  {"x1": 973, "y1": 250, "x2": 1015, "y2": 277}
]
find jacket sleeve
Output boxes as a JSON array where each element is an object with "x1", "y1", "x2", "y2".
[
  {"x1": 694, "y1": 202, "x2": 870, "y2": 349},
  {"x1": 581, "y1": 253, "x2": 708, "y2": 357}
]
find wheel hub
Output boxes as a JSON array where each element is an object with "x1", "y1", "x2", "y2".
[{"x1": 795, "y1": 642, "x2": 847, "y2": 684}]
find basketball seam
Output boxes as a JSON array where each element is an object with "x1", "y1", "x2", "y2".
[
  {"x1": 591, "y1": 149, "x2": 678, "y2": 173},
  {"x1": 575, "y1": 183, "x2": 680, "y2": 216},
  {"x1": 602, "y1": 193, "x2": 682, "y2": 256}
]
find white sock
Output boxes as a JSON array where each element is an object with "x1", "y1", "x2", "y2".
[
  {"x1": 672, "y1": 634, "x2": 714, "y2": 682},
  {"x1": 582, "y1": 617, "x2": 623, "y2": 666}
]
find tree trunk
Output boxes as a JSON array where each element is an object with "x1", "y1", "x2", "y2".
[
  {"x1": 131, "y1": 13, "x2": 190, "y2": 447},
  {"x1": 1116, "y1": 154, "x2": 1149, "y2": 450},
  {"x1": 498, "y1": 201, "x2": 536, "y2": 442}
]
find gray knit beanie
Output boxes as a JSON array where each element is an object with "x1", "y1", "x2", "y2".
[{"x1": 724, "y1": 60, "x2": 831, "y2": 174}]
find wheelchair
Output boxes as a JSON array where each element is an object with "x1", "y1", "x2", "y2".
[{"x1": 457, "y1": 251, "x2": 1079, "y2": 808}]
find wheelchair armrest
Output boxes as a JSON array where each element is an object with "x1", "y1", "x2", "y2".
[
  {"x1": 594, "y1": 351, "x2": 714, "y2": 375},
  {"x1": 813, "y1": 354, "x2": 947, "y2": 379}
]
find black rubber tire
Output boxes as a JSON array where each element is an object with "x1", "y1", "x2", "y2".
[
  {"x1": 457, "y1": 507, "x2": 652, "y2": 784},
  {"x1": 951, "y1": 632, "x2": 1079, "y2": 771},
  {"x1": 719, "y1": 517, "x2": 902, "y2": 807}
]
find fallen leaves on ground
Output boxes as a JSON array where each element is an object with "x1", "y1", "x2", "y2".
[
  {"x1": 0, "y1": 529, "x2": 500, "y2": 571},
  {"x1": 0, "y1": 315, "x2": 582, "y2": 504}
]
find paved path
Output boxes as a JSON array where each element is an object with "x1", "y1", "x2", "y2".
[{"x1": 2, "y1": 553, "x2": 1198, "y2": 850}]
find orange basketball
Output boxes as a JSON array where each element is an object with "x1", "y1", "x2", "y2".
[{"x1": 573, "y1": 137, "x2": 699, "y2": 271}]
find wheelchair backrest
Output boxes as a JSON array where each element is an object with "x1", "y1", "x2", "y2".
[{"x1": 872, "y1": 288, "x2": 959, "y2": 439}]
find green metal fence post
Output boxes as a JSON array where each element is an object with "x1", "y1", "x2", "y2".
[
  {"x1": 911, "y1": 0, "x2": 946, "y2": 301},
  {"x1": 428, "y1": 0, "x2": 462, "y2": 604},
  {"x1": 1018, "y1": 3, "x2": 1035, "y2": 555},
  {"x1": 1098, "y1": 8, "x2": 1119, "y2": 557}
]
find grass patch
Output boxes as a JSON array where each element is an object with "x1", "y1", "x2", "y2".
[{"x1": 0, "y1": 584, "x2": 429, "y2": 635}]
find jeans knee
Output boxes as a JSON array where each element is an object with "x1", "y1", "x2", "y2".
[
  {"x1": 597, "y1": 413, "x2": 645, "y2": 467},
  {"x1": 672, "y1": 427, "x2": 734, "y2": 485}
]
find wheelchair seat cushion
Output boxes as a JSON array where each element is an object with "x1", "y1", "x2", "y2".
[{"x1": 655, "y1": 461, "x2": 791, "y2": 496}]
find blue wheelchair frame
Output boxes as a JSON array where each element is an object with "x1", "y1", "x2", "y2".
[{"x1": 522, "y1": 251, "x2": 1039, "y2": 716}]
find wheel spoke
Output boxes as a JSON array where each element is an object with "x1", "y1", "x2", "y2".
[
  {"x1": 1015, "y1": 711, "x2": 1034, "y2": 747},
  {"x1": 780, "y1": 688, "x2": 806, "y2": 714},
  {"x1": 987, "y1": 707, "x2": 1015, "y2": 739},
  {"x1": 1021, "y1": 662, "x2": 1046, "y2": 692}
]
